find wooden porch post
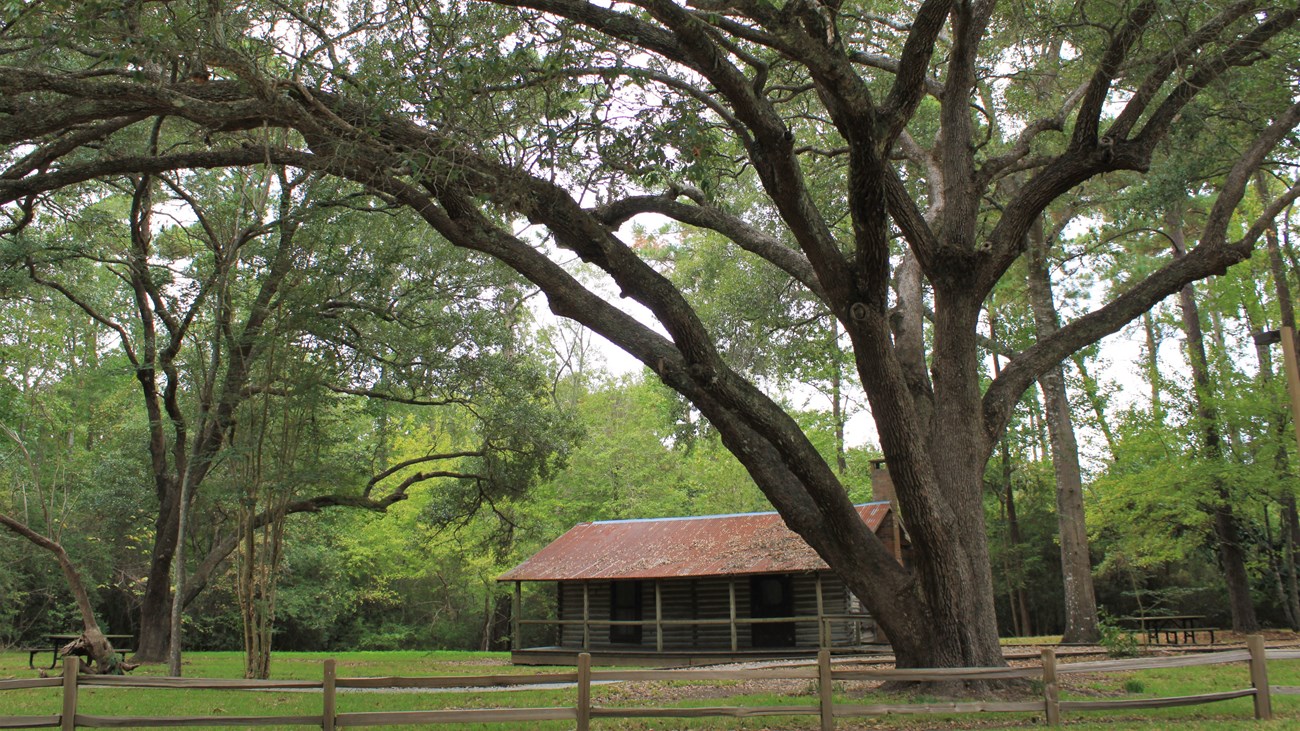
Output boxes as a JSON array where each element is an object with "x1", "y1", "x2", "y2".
[
  {"x1": 512, "y1": 581, "x2": 522, "y2": 651},
  {"x1": 690, "y1": 579, "x2": 699, "y2": 645},
  {"x1": 815, "y1": 573, "x2": 826, "y2": 649},
  {"x1": 582, "y1": 581, "x2": 590, "y2": 650},
  {"x1": 655, "y1": 580, "x2": 664, "y2": 652},
  {"x1": 729, "y1": 578, "x2": 738, "y2": 652}
]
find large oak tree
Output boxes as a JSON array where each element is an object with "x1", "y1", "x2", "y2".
[{"x1": 2, "y1": 1, "x2": 1298, "y2": 670}]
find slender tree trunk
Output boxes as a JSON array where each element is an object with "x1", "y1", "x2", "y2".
[
  {"x1": 0, "y1": 512, "x2": 122, "y2": 672},
  {"x1": 1260, "y1": 173, "x2": 1300, "y2": 628},
  {"x1": 1284, "y1": 496, "x2": 1300, "y2": 628},
  {"x1": 1071, "y1": 354, "x2": 1118, "y2": 459},
  {"x1": 989, "y1": 309, "x2": 1031, "y2": 637},
  {"x1": 1025, "y1": 222, "x2": 1100, "y2": 643},
  {"x1": 167, "y1": 468, "x2": 195, "y2": 676},
  {"x1": 1000, "y1": 440, "x2": 1032, "y2": 637},
  {"x1": 1170, "y1": 210, "x2": 1259, "y2": 632},
  {"x1": 830, "y1": 320, "x2": 848, "y2": 476},
  {"x1": 1262, "y1": 506, "x2": 1297, "y2": 628},
  {"x1": 1028, "y1": 398, "x2": 1048, "y2": 462},
  {"x1": 1143, "y1": 312, "x2": 1164, "y2": 423}
]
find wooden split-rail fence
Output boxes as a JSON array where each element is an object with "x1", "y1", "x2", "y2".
[{"x1": 1, "y1": 635, "x2": 1296, "y2": 729}]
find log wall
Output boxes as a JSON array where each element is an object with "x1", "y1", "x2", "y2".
[{"x1": 554, "y1": 571, "x2": 869, "y2": 650}]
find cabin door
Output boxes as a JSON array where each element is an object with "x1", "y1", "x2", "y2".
[
  {"x1": 749, "y1": 575, "x2": 795, "y2": 648},
  {"x1": 610, "y1": 580, "x2": 643, "y2": 645}
]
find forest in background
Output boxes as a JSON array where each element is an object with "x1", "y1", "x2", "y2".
[{"x1": 4, "y1": 184, "x2": 1299, "y2": 652}]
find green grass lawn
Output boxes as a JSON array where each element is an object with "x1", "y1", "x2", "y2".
[{"x1": 3, "y1": 648, "x2": 1300, "y2": 730}]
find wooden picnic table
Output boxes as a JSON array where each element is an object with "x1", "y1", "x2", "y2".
[
  {"x1": 1117, "y1": 615, "x2": 1215, "y2": 645},
  {"x1": 28, "y1": 633, "x2": 134, "y2": 669}
]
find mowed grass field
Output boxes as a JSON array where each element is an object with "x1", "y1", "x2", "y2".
[{"x1": 4, "y1": 647, "x2": 1300, "y2": 730}]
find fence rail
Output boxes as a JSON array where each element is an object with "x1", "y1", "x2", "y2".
[{"x1": 2, "y1": 635, "x2": 1295, "y2": 730}]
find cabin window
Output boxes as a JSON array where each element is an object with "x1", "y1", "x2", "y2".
[{"x1": 610, "y1": 580, "x2": 643, "y2": 644}]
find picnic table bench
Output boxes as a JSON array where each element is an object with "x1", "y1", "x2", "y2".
[
  {"x1": 1117, "y1": 615, "x2": 1215, "y2": 645},
  {"x1": 26, "y1": 633, "x2": 134, "y2": 669}
]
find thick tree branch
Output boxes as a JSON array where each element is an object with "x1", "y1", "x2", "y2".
[
  {"x1": 1071, "y1": 0, "x2": 1158, "y2": 150},
  {"x1": 321, "y1": 384, "x2": 472, "y2": 407},
  {"x1": 879, "y1": 0, "x2": 953, "y2": 143},
  {"x1": 985, "y1": 102, "x2": 1300, "y2": 444},
  {"x1": 592, "y1": 193, "x2": 824, "y2": 297},
  {"x1": 1131, "y1": 6, "x2": 1300, "y2": 149},
  {"x1": 364, "y1": 452, "x2": 486, "y2": 497},
  {"x1": 976, "y1": 81, "x2": 1088, "y2": 188},
  {"x1": 0, "y1": 148, "x2": 310, "y2": 206},
  {"x1": 1105, "y1": 0, "x2": 1258, "y2": 141},
  {"x1": 0, "y1": 513, "x2": 101, "y2": 635}
]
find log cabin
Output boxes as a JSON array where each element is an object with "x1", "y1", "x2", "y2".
[{"x1": 498, "y1": 502, "x2": 906, "y2": 665}]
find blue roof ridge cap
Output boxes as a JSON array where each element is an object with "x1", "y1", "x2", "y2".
[{"x1": 589, "y1": 501, "x2": 890, "y2": 526}]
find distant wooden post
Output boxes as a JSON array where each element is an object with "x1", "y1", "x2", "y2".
[
  {"x1": 818, "y1": 648, "x2": 834, "y2": 731},
  {"x1": 582, "y1": 582, "x2": 591, "y2": 650},
  {"x1": 1041, "y1": 647, "x2": 1060, "y2": 726},
  {"x1": 512, "y1": 582, "x2": 522, "y2": 651},
  {"x1": 322, "y1": 659, "x2": 337, "y2": 731},
  {"x1": 655, "y1": 580, "x2": 664, "y2": 652},
  {"x1": 728, "y1": 579, "x2": 738, "y2": 652},
  {"x1": 690, "y1": 579, "x2": 699, "y2": 645},
  {"x1": 576, "y1": 652, "x2": 592, "y2": 731},
  {"x1": 1248, "y1": 634, "x2": 1273, "y2": 720},
  {"x1": 61, "y1": 656, "x2": 78, "y2": 731}
]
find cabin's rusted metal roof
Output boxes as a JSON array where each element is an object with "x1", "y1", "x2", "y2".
[{"x1": 498, "y1": 503, "x2": 890, "y2": 582}]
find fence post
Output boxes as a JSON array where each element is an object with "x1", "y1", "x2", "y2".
[
  {"x1": 61, "y1": 656, "x2": 78, "y2": 731},
  {"x1": 1248, "y1": 634, "x2": 1272, "y2": 720},
  {"x1": 577, "y1": 652, "x2": 592, "y2": 731},
  {"x1": 1040, "y1": 647, "x2": 1060, "y2": 726},
  {"x1": 818, "y1": 648, "x2": 834, "y2": 731},
  {"x1": 322, "y1": 659, "x2": 336, "y2": 731}
]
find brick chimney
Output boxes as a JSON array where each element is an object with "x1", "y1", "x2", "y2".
[
  {"x1": 869, "y1": 458, "x2": 895, "y2": 505},
  {"x1": 869, "y1": 459, "x2": 903, "y2": 564}
]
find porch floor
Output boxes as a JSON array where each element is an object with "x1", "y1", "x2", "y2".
[{"x1": 510, "y1": 644, "x2": 891, "y2": 666}]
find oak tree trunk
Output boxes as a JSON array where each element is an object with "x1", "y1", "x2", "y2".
[{"x1": 133, "y1": 490, "x2": 180, "y2": 662}]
